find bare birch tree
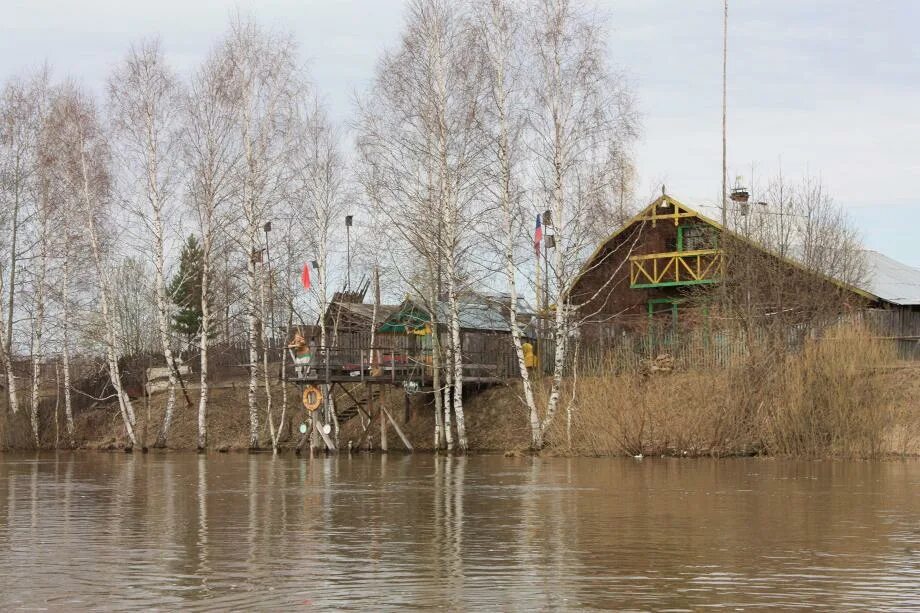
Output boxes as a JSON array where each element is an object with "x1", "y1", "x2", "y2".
[
  {"x1": 184, "y1": 46, "x2": 241, "y2": 451},
  {"x1": 472, "y1": 0, "x2": 540, "y2": 439},
  {"x1": 288, "y1": 96, "x2": 348, "y2": 451},
  {"x1": 356, "y1": 0, "x2": 484, "y2": 452},
  {"x1": 108, "y1": 39, "x2": 185, "y2": 447},
  {"x1": 49, "y1": 85, "x2": 140, "y2": 448},
  {"x1": 524, "y1": 0, "x2": 638, "y2": 448},
  {"x1": 27, "y1": 77, "x2": 53, "y2": 445},
  {"x1": 219, "y1": 19, "x2": 302, "y2": 449},
  {"x1": 0, "y1": 73, "x2": 49, "y2": 417}
]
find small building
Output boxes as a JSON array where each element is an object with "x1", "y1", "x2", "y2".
[{"x1": 376, "y1": 295, "x2": 532, "y2": 379}]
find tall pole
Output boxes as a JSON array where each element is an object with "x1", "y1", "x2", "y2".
[
  {"x1": 721, "y1": 0, "x2": 728, "y2": 230},
  {"x1": 345, "y1": 214, "x2": 353, "y2": 291},
  {"x1": 720, "y1": 0, "x2": 729, "y2": 314},
  {"x1": 543, "y1": 241, "x2": 549, "y2": 319}
]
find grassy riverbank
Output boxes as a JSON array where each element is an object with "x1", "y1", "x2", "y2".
[{"x1": 3, "y1": 328, "x2": 919, "y2": 457}]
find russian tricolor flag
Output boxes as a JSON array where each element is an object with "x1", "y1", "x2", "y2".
[{"x1": 534, "y1": 214, "x2": 543, "y2": 255}]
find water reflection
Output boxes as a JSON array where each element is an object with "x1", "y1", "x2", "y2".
[{"x1": 0, "y1": 453, "x2": 918, "y2": 610}]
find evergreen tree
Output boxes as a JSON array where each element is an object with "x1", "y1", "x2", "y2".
[{"x1": 168, "y1": 235, "x2": 205, "y2": 345}]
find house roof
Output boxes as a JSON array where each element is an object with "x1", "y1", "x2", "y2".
[
  {"x1": 860, "y1": 250, "x2": 920, "y2": 306},
  {"x1": 573, "y1": 194, "x2": 883, "y2": 304},
  {"x1": 379, "y1": 295, "x2": 525, "y2": 333},
  {"x1": 441, "y1": 300, "x2": 512, "y2": 332},
  {"x1": 333, "y1": 301, "x2": 398, "y2": 319},
  {"x1": 327, "y1": 301, "x2": 399, "y2": 326}
]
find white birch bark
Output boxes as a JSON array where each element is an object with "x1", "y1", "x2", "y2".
[
  {"x1": 216, "y1": 19, "x2": 302, "y2": 449},
  {"x1": 184, "y1": 52, "x2": 239, "y2": 452},
  {"x1": 442, "y1": 346, "x2": 454, "y2": 452},
  {"x1": 61, "y1": 253, "x2": 74, "y2": 446},
  {"x1": 197, "y1": 243, "x2": 211, "y2": 451},
  {"x1": 108, "y1": 41, "x2": 183, "y2": 448},
  {"x1": 430, "y1": 282, "x2": 445, "y2": 449},
  {"x1": 28, "y1": 188, "x2": 49, "y2": 447},
  {"x1": 77, "y1": 134, "x2": 138, "y2": 448},
  {"x1": 245, "y1": 229, "x2": 261, "y2": 448}
]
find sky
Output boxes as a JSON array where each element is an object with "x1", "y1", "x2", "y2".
[{"x1": 2, "y1": 0, "x2": 918, "y2": 263}]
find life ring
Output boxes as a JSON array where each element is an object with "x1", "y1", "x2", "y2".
[{"x1": 302, "y1": 385, "x2": 323, "y2": 412}]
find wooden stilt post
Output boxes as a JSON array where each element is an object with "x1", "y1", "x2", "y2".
[
  {"x1": 381, "y1": 405, "x2": 413, "y2": 452},
  {"x1": 380, "y1": 387, "x2": 388, "y2": 453},
  {"x1": 404, "y1": 389, "x2": 411, "y2": 423},
  {"x1": 314, "y1": 413, "x2": 336, "y2": 452}
]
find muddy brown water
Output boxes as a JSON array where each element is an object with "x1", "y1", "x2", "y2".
[{"x1": 1, "y1": 453, "x2": 918, "y2": 611}]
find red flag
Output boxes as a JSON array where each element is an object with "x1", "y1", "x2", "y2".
[{"x1": 301, "y1": 263, "x2": 311, "y2": 290}]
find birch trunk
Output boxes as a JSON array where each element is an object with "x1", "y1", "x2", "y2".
[
  {"x1": 0, "y1": 311, "x2": 17, "y2": 416},
  {"x1": 246, "y1": 230, "x2": 261, "y2": 449},
  {"x1": 430, "y1": 283, "x2": 445, "y2": 449},
  {"x1": 61, "y1": 254, "x2": 74, "y2": 446},
  {"x1": 28, "y1": 200, "x2": 49, "y2": 447},
  {"x1": 197, "y1": 234, "x2": 211, "y2": 451},
  {"x1": 271, "y1": 307, "x2": 292, "y2": 454},
  {"x1": 446, "y1": 281, "x2": 466, "y2": 451},
  {"x1": 259, "y1": 250, "x2": 275, "y2": 450},
  {"x1": 442, "y1": 334, "x2": 454, "y2": 452},
  {"x1": 151, "y1": 202, "x2": 178, "y2": 448},
  {"x1": 3, "y1": 187, "x2": 21, "y2": 415},
  {"x1": 478, "y1": 0, "x2": 541, "y2": 445},
  {"x1": 79, "y1": 144, "x2": 138, "y2": 448},
  {"x1": 108, "y1": 44, "x2": 183, "y2": 449}
]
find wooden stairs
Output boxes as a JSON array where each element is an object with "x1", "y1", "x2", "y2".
[{"x1": 334, "y1": 383, "x2": 383, "y2": 424}]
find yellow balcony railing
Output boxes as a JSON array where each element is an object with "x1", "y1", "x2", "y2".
[{"x1": 629, "y1": 249, "x2": 723, "y2": 288}]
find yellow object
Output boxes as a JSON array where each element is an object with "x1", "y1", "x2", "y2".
[
  {"x1": 409, "y1": 322, "x2": 432, "y2": 336},
  {"x1": 523, "y1": 342, "x2": 536, "y2": 369},
  {"x1": 629, "y1": 249, "x2": 723, "y2": 287},
  {"x1": 302, "y1": 385, "x2": 323, "y2": 412}
]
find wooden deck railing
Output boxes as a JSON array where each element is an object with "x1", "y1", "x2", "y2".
[{"x1": 629, "y1": 249, "x2": 723, "y2": 288}]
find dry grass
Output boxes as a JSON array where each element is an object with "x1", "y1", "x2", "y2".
[{"x1": 542, "y1": 324, "x2": 920, "y2": 458}]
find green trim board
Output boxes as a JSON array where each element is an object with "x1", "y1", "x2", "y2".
[
  {"x1": 378, "y1": 302, "x2": 430, "y2": 333},
  {"x1": 647, "y1": 297, "x2": 679, "y2": 335},
  {"x1": 630, "y1": 278, "x2": 719, "y2": 289}
]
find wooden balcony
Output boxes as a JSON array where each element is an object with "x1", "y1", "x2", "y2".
[{"x1": 629, "y1": 249, "x2": 723, "y2": 289}]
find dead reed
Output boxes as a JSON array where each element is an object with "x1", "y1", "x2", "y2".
[{"x1": 543, "y1": 323, "x2": 919, "y2": 458}]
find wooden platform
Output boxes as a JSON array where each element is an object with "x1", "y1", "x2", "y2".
[{"x1": 288, "y1": 372, "x2": 506, "y2": 386}]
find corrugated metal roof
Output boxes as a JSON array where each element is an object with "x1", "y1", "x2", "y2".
[
  {"x1": 436, "y1": 301, "x2": 512, "y2": 332},
  {"x1": 858, "y1": 250, "x2": 920, "y2": 306}
]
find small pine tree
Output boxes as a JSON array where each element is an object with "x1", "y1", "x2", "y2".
[{"x1": 168, "y1": 235, "x2": 205, "y2": 346}]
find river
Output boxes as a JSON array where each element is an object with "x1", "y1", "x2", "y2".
[{"x1": 1, "y1": 453, "x2": 918, "y2": 611}]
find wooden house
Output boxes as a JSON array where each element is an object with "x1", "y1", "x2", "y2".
[{"x1": 570, "y1": 194, "x2": 920, "y2": 339}]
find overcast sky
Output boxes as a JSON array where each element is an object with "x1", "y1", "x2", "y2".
[{"x1": 3, "y1": 1, "x2": 918, "y2": 263}]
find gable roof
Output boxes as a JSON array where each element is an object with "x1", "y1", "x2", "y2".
[{"x1": 573, "y1": 194, "x2": 882, "y2": 304}]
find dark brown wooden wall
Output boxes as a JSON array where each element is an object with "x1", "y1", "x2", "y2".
[{"x1": 571, "y1": 220, "x2": 695, "y2": 329}]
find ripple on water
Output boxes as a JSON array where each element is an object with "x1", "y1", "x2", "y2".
[{"x1": 0, "y1": 454, "x2": 919, "y2": 611}]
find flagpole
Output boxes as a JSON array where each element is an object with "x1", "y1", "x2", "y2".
[{"x1": 535, "y1": 216, "x2": 542, "y2": 376}]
